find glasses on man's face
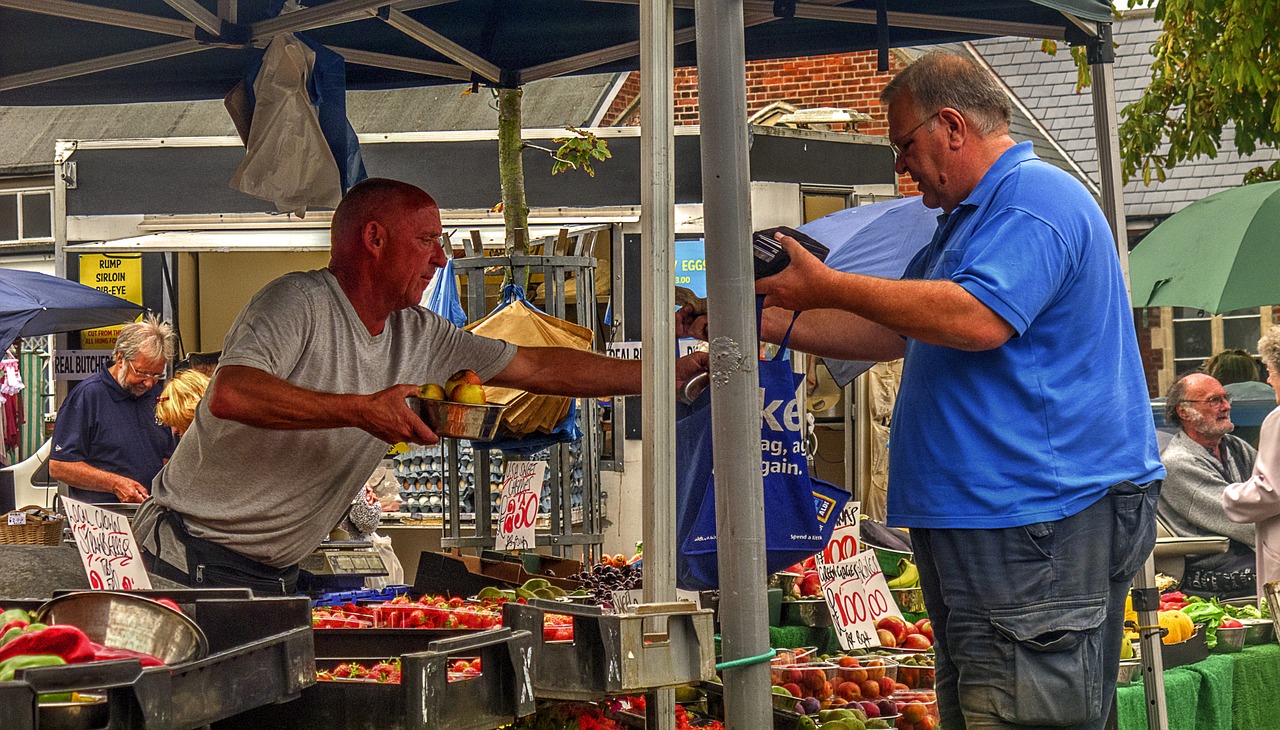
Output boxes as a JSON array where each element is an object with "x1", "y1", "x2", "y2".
[
  {"x1": 1182, "y1": 394, "x2": 1232, "y2": 408},
  {"x1": 889, "y1": 111, "x2": 941, "y2": 159},
  {"x1": 125, "y1": 359, "x2": 167, "y2": 383}
]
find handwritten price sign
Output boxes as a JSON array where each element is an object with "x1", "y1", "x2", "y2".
[
  {"x1": 495, "y1": 461, "x2": 546, "y2": 551},
  {"x1": 63, "y1": 497, "x2": 151, "y2": 591},
  {"x1": 815, "y1": 501, "x2": 860, "y2": 573},
  {"x1": 816, "y1": 548, "x2": 902, "y2": 650}
]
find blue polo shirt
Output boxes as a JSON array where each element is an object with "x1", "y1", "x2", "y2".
[
  {"x1": 887, "y1": 142, "x2": 1164, "y2": 529},
  {"x1": 50, "y1": 365, "x2": 177, "y2": 505}
]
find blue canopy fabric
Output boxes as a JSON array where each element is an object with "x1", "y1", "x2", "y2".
[
  {"x1": 795, "y1": 197, "x2": 939, "y2": 386},
  {"x1": 0, "y1": 1, "x2": 1112, "y2": 106},
  {"x1": 0, "y1": 269, "x2": 145, "y2": 355}
]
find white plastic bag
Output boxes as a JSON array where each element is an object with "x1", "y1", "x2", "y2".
[
  {"x1": 365, "y1": 533, "x2": 404, "y2": 589},
  {"x1": 229, "y1": 33, "x2": 342, "y2": 216}
]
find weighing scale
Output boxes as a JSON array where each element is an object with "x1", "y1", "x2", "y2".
[{"x1": 298, "y1": 539, "x2": 389, "y2": 594}]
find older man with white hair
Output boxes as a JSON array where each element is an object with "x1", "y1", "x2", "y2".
[{"x1": 1159, "y1": 372, "x2": 1258, "y2": 596}]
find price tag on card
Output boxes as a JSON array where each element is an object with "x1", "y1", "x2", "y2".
[
  {"x1": 7, "y1": 512, "x2": 26, "y2": 526},
  {"x1": 816, "y1": 548, "x2": 903, "y2": 650},
  {"x1": 494, "y1": 461, "x2": 545, "y2": 551},
  {"x1": 63, "y1": 497, "x2": 152, "y2": 591},
  {"x1": 815, "y1": 501, "x2": 860, "y2": 575}
]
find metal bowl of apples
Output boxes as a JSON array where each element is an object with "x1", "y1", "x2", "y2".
[{"x1": 409, "y1": 397, "x2": 507, "y2": 441}]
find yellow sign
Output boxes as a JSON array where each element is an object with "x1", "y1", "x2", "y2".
[{"x1": 78, "y1": 254, "x2": 142, "y2": 349}]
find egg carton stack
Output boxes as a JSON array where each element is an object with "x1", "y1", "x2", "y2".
[
  {"x1": 393, "y1": 444, "x2": 502, "y2": 517},
  {"x1": 393, "y1": 443, "x2": 586, "y2": 520}
]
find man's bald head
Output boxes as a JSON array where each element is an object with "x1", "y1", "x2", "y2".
[{"x1": 331, "y1": 178, "x2": 438, "y2": 257}]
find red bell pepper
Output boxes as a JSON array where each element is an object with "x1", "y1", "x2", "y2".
[
  {"x1": 0, "y1": 625, "x2": 96, "y2": 665},
  {"x1": 87, "y1": 642, "x2": 165, "y2": 667}
]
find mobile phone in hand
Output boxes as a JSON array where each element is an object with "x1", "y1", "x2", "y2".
[{"x1": 752, "y1": 226, "x2": 830, "y2": 279}]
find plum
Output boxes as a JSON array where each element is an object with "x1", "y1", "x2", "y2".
[{"x1": 802, "y1": 697, "x2": 822, "y2": 715}]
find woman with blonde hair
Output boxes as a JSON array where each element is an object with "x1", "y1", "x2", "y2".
[{"x1": 155, "y1": 369, "x2": 210, "y2": 437}]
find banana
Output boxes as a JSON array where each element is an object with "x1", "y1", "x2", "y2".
[{"x1": 887, "y1": 558, "x2": 920, "y2": 589}]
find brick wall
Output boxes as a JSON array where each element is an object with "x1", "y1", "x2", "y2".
[{"x1": 602, "y1": 50, "x2": 919, "y2": 195}]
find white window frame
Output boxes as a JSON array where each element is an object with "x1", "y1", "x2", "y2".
[{"x1": 0, "y1": 187, "x2": 55, "y2": 245}]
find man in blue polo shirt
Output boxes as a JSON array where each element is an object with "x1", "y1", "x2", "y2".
[
  {"x1": 745, "y1": 53, "x2": 1163, "y2": 728},
  {"x1": 50, "y1": 315, "x2": 178, "y2": 504}
]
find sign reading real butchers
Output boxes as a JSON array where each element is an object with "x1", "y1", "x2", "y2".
[{"x1": 54, "y1": 350, "x2": 117, "y2": 381}]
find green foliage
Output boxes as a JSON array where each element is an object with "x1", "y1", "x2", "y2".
[
  {"x1": 549, "y1": 126, "x2": 612, "y2": 177},
  {"x1": 1118, "y1": 0, "x2": 1280, "y2": 185}
]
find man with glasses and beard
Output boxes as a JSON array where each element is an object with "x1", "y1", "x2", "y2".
[
  {"x1": 49, "y1": 314, "x2": 178, "y2": 504},
  {"x1": 1160, "y1": 372, "x2": 1259, "y2": 596}
]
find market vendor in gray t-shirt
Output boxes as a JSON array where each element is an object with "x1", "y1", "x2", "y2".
[{"x1": 135, "y1": 178, "x2": 708, "y2": 594}]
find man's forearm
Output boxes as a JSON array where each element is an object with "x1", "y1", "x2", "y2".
[{"x1": 48, "y1": 459, "x2": 127, "y2": 494}]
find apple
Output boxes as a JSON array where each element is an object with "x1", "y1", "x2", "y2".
[
  {"x1": 418, "y1": 383, "x2": 446, "y2": 400},
  {"x1": 445, "y1": 369, "x2": 483, "y2": 394},
  {"x1": 876, "y1": 628, "x2": 897, "y2": 648},
  {"x1": 876, "y1": 615, "x2": 911, "y2": 645},
  {"x1": 914, "y1": 617, "x2": 934, "y2": 643},
  {"x1": 902, "y1": 633, "x2": 933, "y2": 651},
  {"x1": 450, "y1": 382, "x2": 488, "y2": 405},
  {"x1": 798, "y1": 572, "x2": 822, "y2": 597}
]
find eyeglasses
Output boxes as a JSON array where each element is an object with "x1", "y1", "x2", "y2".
[
  {"x1": 889, "y1": 111, "x2": 941, "y2": 158},
  {"x1": 125, "y1": 359, "x2": 167, "y2": 382},
  {"x1": 1182, "y1": 395, "x2": 1232, "y2": 407}
]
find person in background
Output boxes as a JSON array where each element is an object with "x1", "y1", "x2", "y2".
[
  {"x1": 1223, "y1": 326, "x2": 1280, "y2": 597},
  {"x1": 49, "y1": 315, "x2": 178, "y2": 504},
  {"x1": 1158, "y1": 373, "x2": 1258, "y2": 597},
  {"x1": 154, "y1": 369, "x2": 210, "y2": 438},
  {"x1": 135, "y1": 177, "x2": 708, "y2": 595},
  {"x1": 685, "y1": 52, "x2": 1163, "y2": 728},
  {"x1": 1203, "y1": 348, "x2": 1274, "y2": 447}
]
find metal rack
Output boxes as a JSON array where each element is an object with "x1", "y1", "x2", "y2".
[{"x1": 440, "y1": 226, "x2": 607, "y2": 562}]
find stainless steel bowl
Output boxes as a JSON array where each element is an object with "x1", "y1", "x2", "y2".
[
  {"x1": 1240, "y1": 618, "x2": 1275, "y2": 645},
  {"x1": 768, "y1": 571, "x2": 800, "y2": 596},
  {"x1": 1116, "y1": 659, "x2": 1142, "y2": 684},
  {"x1": 1214, "y1": 626, "x2": 1246, "y2": 653},
  {"x1": 34, "y1": 591, "x2": 209, "y2": 665},
  {"x1": 408, "y1": 397, "x2": 507, "y2": 441},
  {"x1": 780, "y1": 598, "x2": 831, "y2": 628},
  {"x1": 891, "y1": 587, "x2": 927, "y2": 614}
]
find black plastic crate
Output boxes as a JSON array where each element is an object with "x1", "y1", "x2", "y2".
[
  {"x1": 0, "y1": 590, "x2": 314, "y2": 729},
  {"x1": 502, "y1": 599, "x2": 716, "y2": 701},
  {"x1": 220, "y1": 626, "x2": 535, "y2": 730}
]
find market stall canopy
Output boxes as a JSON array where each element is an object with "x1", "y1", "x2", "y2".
[
  {"x1": 1128, "y1": 180, "x2": 1280, "y2": 313},
  {"x1": 0, "y1": 268, "x2": 144, "y2": 354},
  {"x1": 0, "y1": 0, "x2": 1111, "y2": 106}
]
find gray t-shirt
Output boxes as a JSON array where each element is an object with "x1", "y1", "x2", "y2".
[{"x1": 136, "y1": 269, "x2": 516, "y2": 567}]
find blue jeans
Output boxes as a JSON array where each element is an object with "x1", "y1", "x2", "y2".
[{"x1": 912, "y1": 480, "x2": 1160, "y2": 729}]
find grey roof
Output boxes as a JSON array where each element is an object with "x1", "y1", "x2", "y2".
[
  {"x1": 970, "y1": 11, "x2": 1280, "y2": 221},
  {"x1": 0, "y1": 74, "x2": 623, "y2": 172},
  {"x1": 900, "y1": 45, "x2": 1095, "y2": 193}
]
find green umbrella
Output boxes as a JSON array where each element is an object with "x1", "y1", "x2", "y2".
[{"x1": 1129, "y1": 180, "x2": 1280, "y2": 313}]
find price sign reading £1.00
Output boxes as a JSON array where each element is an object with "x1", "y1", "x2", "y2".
[
  {"x1": 495, "y1": 461, "x2": 546, "y2": 551},
  {"x1": 816, "y1": 548, "x2": 903, "y2": 651}
]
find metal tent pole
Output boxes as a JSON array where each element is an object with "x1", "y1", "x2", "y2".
[
  {"x1": 640, "y1": 1, "x2": 678, "y2": 729},
  {"x1": 1089, "y1": 23, "x2": 1167, "y2": 730},
  {"x1": 693, "y1": 0, "x2": 772, "y2": 727}
]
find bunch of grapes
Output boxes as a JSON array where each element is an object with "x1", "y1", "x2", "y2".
[{"x1": 570, "y1": 561, "x2": 641, "y2": 607}]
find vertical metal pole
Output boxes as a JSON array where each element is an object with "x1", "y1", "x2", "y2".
[
  {"x1": 1090, "y1": 24, "x2": 1167, "y2": 730},
  {"x1": 1089, "y1": 24, "x2": 1132, "y2": 284},
  {"x1": 640, "y1": 1, "x2": 677, "y2": 729},
  {"x1": 694, "y1": 1, "x2": 772, "y2": 727}
]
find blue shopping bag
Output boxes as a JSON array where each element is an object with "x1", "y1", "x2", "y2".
[
  {"x1": 675, "y1": 300, "x2": 848, "y2": 590},
  {"x1": 425, "y1": 257, "x2": 467, "y2": 328}
]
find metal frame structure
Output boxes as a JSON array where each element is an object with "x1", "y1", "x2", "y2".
[
  {"x1": 7, "y1": 2, "x2": 1158, "y2": 727},
  {"x1": 440, "y1": 225, "x2": 608, "y2": 561}
]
